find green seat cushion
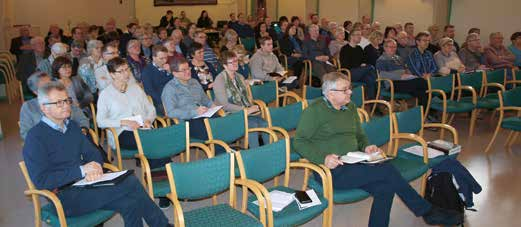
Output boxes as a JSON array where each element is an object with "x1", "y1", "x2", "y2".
[
  {"x1": 381, "y1": 90, "x2": 414, "y2": 100},
  {"x1": 501, "y1": 117, "x2": 521, "y2": 131},
  {"x1": 41, "y1": 204, "x2": 114, "y2": 227},
  {"x1": 389, "y1": 157, "x2": 429, "y2": 182},
  {"x1": 184, "y1": 204, "x2": 263, "y2": 227},
  {"x1": 152, "y1": 179, "x2": 170, "y2": 197},
  {"x1": 247, "y1": 186, "x2": 328, "y2": 227},
  {"x1": 308, "y1": 178, "x2": 370, "y2": 203},
  {"x1": 120, "y1": 149, "x2": 138, "y2": 159},
  {"x1": 397, "y1": 143, "x2": 459, "y2": 168},
  {"x1": 460, "y1": 95, "x2": 500, "y2": 109},
  {"x1": 429, "y1": 99, "x2": 475, "y2": 113}
]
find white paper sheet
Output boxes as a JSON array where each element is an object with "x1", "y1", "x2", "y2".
[
  {"x1": 193, "y1": 106, "x2": 223, "y2": 119},
  {"x1": 73, "y1": 170, "x2": 128, "y2": 186}
]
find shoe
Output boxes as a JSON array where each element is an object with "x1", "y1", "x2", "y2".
[
  {"x1": 426, "y1": 113, "x2": 440, "y2": 123},
  {"x1": 423, "y1": 206, "x2": 463, "y2": 226},
  {"x1": 158, "y1": 198, "x2": 171, "y2": 210}
]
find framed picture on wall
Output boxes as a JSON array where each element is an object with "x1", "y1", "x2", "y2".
[{"x1": 154, "y1": 0, "x2": 217, "y2": 6}]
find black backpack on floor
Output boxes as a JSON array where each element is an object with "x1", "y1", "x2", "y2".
[{"x1": 424, "y1": 172, "x2": 465, "y2": 225}]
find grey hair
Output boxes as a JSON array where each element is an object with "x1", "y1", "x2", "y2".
[
  {"x1": 86, "y1": 40, "x2": 103, "y2": 55},
  {"x1": 37, "y1": 81, "x2": 66, "y2": 105},
  {"x1": 126, "y1": 39, "x2": 140, "y2": 51},
  {"x1": 335, "y1": 27, "x2": 345, "y2": 36},
  {"x1": 321, "y1": 72, "x2": 348, "y2": 96},
  {"x1": 27, "y1": 71, "x2": 50, "y2": 94},
  {"x1": 30, "y1": 36, "x2": 44, "y2": 45},
  {"x1": 466, "y1": 33, "x2": 480, "y2": 42},
  {"x1": 308, "y1": 24, "x2": 320, "y2": 32}
]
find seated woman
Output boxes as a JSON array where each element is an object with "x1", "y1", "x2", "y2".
[
  {"x1": 189, "y1": 42, "x2": 218, "y2": 91},
  {"x1": 162, "y1": 58, "x2": 215, "y2": 140},
  {"x1": 329, "y1": 27, "x2": 348, "y2": 58},
  {"x1": 78, "y1": 40, "x2": 103, "y2": 94},
  {"x1": 213, "y1": 51, "x2": 269, "y2": 148},
  {"x1": 196, "y1": 10, "x2": 213, "y2": 29},
  {"x1": 220, "y1": 29, "x2": 241, "y2": 53},
  {"x1": 52, "y1": 56, "x2": 93, "y2": 110},
  {"x1": 279, "y1": 24, "x2": 304, "y2": 78},
  {"x1": 255, "y1": 22, "x2": 271, "y2": 48},
  {"x1": 232, "y1": 45, "x2": 251, "y2": 79},
  {"x1": 376, "y1": 39, "x2": 429, "y2": 114},
  {"x1": 364, "y1": 31, "x2": 384, "y2": 66},
  {"x1": 434, "y1": 37, "x2": 466, "y2": 75}
]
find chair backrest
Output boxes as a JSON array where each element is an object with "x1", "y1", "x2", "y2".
[
  {"x1": 486, "y1": 69, "x2": 506, "y2": 85},
  {"x1": 303, "y1": 85, "x2": 322, "y2": 101},
  {"x1": 168, "y1": 152, "x2": 233, "y2": 200},
  {"x1": 429, "y1": 74, "x2": 455, "y2": 94},
  {"x1": 19, "y1": 161, "x2": 36, "y2": 190},
  {"x1": 459, "y1": 71, "x2": 484, "y2": 96},
  {"x1": 267, "y1": 101, "x2": 304, "y2": 131},
  {"x1": 250, "y1": 81, "x2": 278, "y2": 105},
  {"x1": 352, "y1": 85, "x2": 364, "y2": 108},
  {"x1": 135, "y1": 122, "x2": 189, "y2": 159},
  {"x1": 236, "y1": 139, "x2": 288, "y2": 183},
  {"x1": 361, "y1": 115, "x2": 392, "y2": 148},
  {"x1": 205, "y1": 110, "x2": 247, "y2": 143},
  {"x1": 393, "y1": 106, "x2": 423, "y2": 134},
  {"x1": 503, "y1": 86, "x2": 521, "y2": 107},
  {"x1": 241, "y1": 37, "x2": 256, "y2": 53}
]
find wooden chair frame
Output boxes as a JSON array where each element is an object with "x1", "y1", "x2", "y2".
[{"x1": 485, "y1": 91, "x2": 521, "y2": 153}]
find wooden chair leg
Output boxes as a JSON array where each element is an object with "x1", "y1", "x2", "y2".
[
  {"x1": 507, "y1": 132, "x2": 519, "y2": 148},
  {"x1": 469, "y1": 110, "x2": 477, "y2": 137},
  {"x1": 505, "y1": 131, "x2": 515, "y2": 147},
  {"x1": 485, "y1": 127, "x2": 502, "y2": 153},
  {"x1": 420, "y1": 171, "x2": 429, "y2": 197},
  {"x1": 440, "y1": 111, "x2": 447, "y2": 140}
]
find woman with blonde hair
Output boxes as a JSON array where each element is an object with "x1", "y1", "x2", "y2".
[
  {"x1": 220, "y1": 29, "x2": 242, "y2": 53},
  {"x1": 231, "y1": 45, "x2": 251, "y2": 79},
  {"x1": 364, "y1": 31, "x2": 384, "y2": 66},
  {"x1": 329, "y1": 27, "x2": 348, "y2": 57}
]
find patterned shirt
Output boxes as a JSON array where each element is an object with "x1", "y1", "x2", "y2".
[{"x1": 406, "y1": 48, "x2": 438, "y2": 77}]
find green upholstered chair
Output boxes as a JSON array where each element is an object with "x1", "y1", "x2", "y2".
[
  {"x1": 425, "y1": 74, "x2": 478, "y2": 137},
  {"x1": 236, "y1": 128, "x2": 331, "y2": 227},
  {"x1": 392, "y1": 106, "x2": 460, "y2": 168},
  {"x1": 263, "y1": 92, "x2": 306, "y2": 162},
  {"x1": 165, "y1": 153, "x2": 265, "y2": 227},
  {"x1": 240, "y1": 37, "x2": 257, "y2": 53},
  {"x1": 459, "y1": 71, "x2": 504, "y2": 110},
  {"x1": 19, "y1": 161, "x2": 118, "y2": 227},
  {"x1": 375, "y1": 73, "x2": 416, "y2": 112},
  {"x1": 485, "y1": 87, "x2": 521, "y2": 152},
  {"x1": 134, "y1": 122, "x2": 212, "y2": 199},
  {"x1": 302, "y1": 85, "x2": 322, "y2": 105},
  {"x1": 249, "y1": 81, "x2": 279, "y2": 106}
]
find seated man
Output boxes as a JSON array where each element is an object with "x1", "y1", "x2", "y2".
[
  {"x1": 37, "y1": 42, "x2": 68, "y2": 75},
  {"x1": 406, "y1": 32, "x2": 439, "y2": 78},
  {"x1": 142, "y1": 45, "x2": 172, "y2": 116},
  {"x1": 22, "y1": 81, "x2": 170, "y2": 227},
  {"x1": 162, "y1": 58, "x2": 215, "y2": 140},
  {"x1": 339, "y1": 30, "x2": 377, "y2": 99},
  {"x1": 376, "y1": 39, "x2": 430, "y2": 117},
  {"x1": 229, "y1": 13, "x2": 255, "y2": 39},
  {"x1": 193, "y1": 30, "x2": 222, "y2": 72},
  {"x1": 16, "y1": 36, "x2": 47, "y2": 88},
  {"x1": 458, "y1": 33, "x2": 489, "y2": 71},
  {"x1": 293, "y1": 72, "x2": 460, "y2": 227},
  {"x1": 10, "y1": 26, "x2": 33, "y2": 59},
  {"x1": 250, "y1": 36, "x2": 298, "y2": 90},
  {"x1": 484, "y1": 32, "x2": 516, "y2": 71},
  {"x1": 396, "y1": 31, "x2": 414, "y2": 60},
  {"x1": 19, "y1": 72, "x2": 89, "y2": 140},
  {"x1": 302, "y1": 24, "x2": 336, "y2": 83}
]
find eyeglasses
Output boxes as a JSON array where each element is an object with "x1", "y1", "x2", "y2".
[
  {"x1": 227, "y1": 59, "x2": 239, "y2": 64},
  {"x1": 103, "y1": 51, "x2": 119, "y2": 55},
  {"x1": 115, "y1": 67, "x2": 130, "y2": 74},
  {"x1": 330, "y1": 87, "x2": 352, "y2": 93},
  {"x1": 43, "y1": 97, "x2": 73, "y2": 107},
  {"x1": 176, "y1": 68, "x2": 191, "y2": 72}
]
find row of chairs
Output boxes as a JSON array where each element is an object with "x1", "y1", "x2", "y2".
[{"x1": 0, "y1": 51, "x2": 22, "y2": 104}]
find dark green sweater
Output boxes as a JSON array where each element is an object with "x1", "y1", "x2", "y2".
[{"x1": 293, "y1": 98, "x2": 369, "y2": 165}]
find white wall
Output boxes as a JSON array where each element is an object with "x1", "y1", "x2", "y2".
[
  {"x1": 451, "y1": 0, "x2": 521, "y2": 45},
  {"x1": 373, "y1": 0, "x2": 434, "y2": 33},
  {"x1": 319, "y1": 0, "x2": 358, "y2": 24}
]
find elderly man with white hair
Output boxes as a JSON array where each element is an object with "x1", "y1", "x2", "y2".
[
  {"x1": 16, "y1": 36, "x2": 47, "y2": 85},
  {"x1": 37, "y1": 42, "x2": 68, "y2": 75}
]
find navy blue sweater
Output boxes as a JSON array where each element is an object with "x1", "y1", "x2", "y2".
[
  {"x1": 22, "y1": 121, "x2": 103, "y2": 190},
  {"x1": 142, "y1": 64, "x2": 172, "y2": 115}
]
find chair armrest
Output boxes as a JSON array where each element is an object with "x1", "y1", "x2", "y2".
[
  {"x1": 205, "y1": 139, "x2": 234, "y2": 153},
  {"x1": 364, "y1": 100, "x2": 392, "y2": 113},
  {"x1": 269, "y1": 126, "x2": 291, "y2": 139},
  {"x1": 454, "y1": 85, "x2": 477, "y2": 103},
  {"x1": 505, "y1": 80, "x2": 521, "y2": 85},
  {"x1": 105, "y1": 127, "x2": 120, "y2": 169},
  {"x1": 289, "y1": 162, "x2": 331, "y2": 197},
  {"x1": 234, "y1": 178, "x2": 268, "y2": 226},
  {"x1": 102, "y1": 163, "x2": 120, "y2": 172},
  {"x1": 426, "y1": 89, "x2": 447, "y2": 102},
  {"x1": 154, "y1": 117, "x2": 167, "y2": 128},
  {"x1": 24, "y1": 189, "x2": 67, "y2": 226},
  {"x1": 252, "y1": 99, "x2": 267, "y2": 119},
  {"x1": 391, "y1": 133, "x2": 429, "y2": 164},
  {"x1": 278, "y1": 91, "x2": 303, "y2": 104},
  {"x1": 483, "y1": 83, "x2": 506, "y2": 95},
  {"x1": 338, "y1": 68, "x2": 352, "y2": 80},
  {"x1": 248, "y1": 128, "x2": 278, "y2": 143},
  {"x1": 189, "y1": 142, "x2": 214, "y2": 158},
  {"x1": 135, "y1": 153, "x2": 154, "y2": 199},
  {"x1": 423, "y1": 123, "x2": 459, "y2": 144},
  {"x1": 165, "y1": 194, "x2": 185, "y2": 227}
]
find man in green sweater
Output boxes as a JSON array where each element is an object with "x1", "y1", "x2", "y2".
[{"x1": 293, "y1": 72, "x2": 459, "y2": 227}]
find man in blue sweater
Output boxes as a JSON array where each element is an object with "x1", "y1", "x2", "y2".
[
  {"x1": 142, "y1": 45, "x2": 172, "y2": 116},
  {"x1": 22, "y1": 81, "x2": 170, "y2": 227}
]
